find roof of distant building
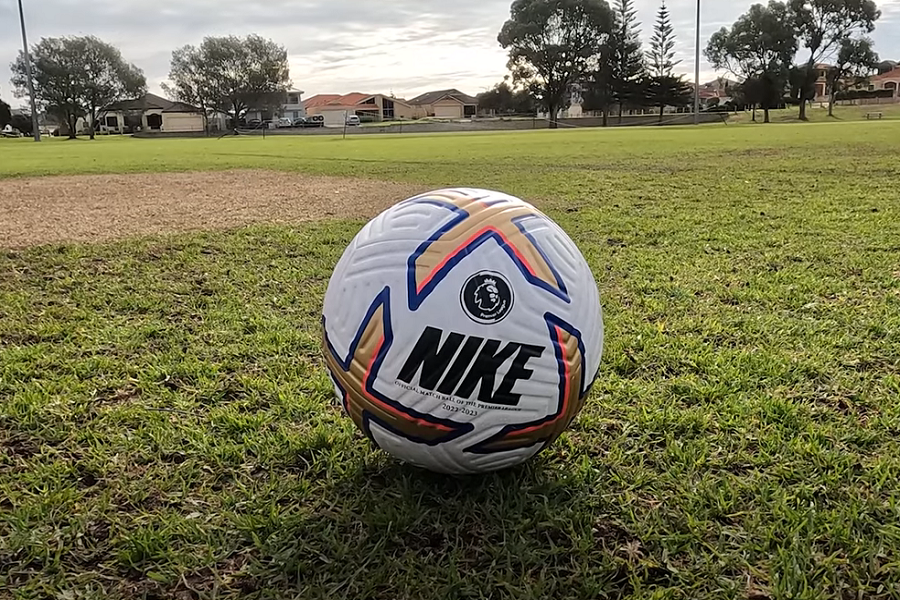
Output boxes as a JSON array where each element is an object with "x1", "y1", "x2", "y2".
[
  {"x1": 408, "y1": 89, "x2": 479, "y2": 106},
  {"x1": 103, "y1": 93, "x2": 201, "y2": 113}
]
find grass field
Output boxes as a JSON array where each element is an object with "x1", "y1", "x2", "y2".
[
  {"x1": 2, "y1": 120, "x2": 900, "y2": 600},
  {"x1": 725, "y1": 102, "x2": 900, "y2": 124}
]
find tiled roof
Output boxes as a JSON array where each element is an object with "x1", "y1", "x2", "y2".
[
  {"x1": 334, "y1": 93, "x2": 371, "y2": 106},
  {"x1": 409, "y1": 89, "x2": 478, "y2": 106},
  {"x1": 103, "y1": 93, "x2": 200, "y2": 113},
  {"x1": 303, "y1": 94, "x2": 342, "y2": 109},
  {"x1": 870, "y1": 69, "x2": 900, "y2": 82}
]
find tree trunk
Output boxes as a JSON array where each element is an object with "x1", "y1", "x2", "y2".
[
  {"x1": 618, "y1": 103, "x2": 624, "y2": 124},
  {"x1": 67, "y1": 113, "x2": 77, "y2": 139},
  {"x1": 764, "y1": 107, "x2": 770, "y2": 123},
  {"x1": 658, "y1": 104, "x2": 663, "y2": 123},
  {"x1": 88, "y1": 109, "x2": 96, "y2": 140},
  {"x1": 548, "y1": 103, "x2": 558, "y2": 129},
  {"x1": 602, "y1": 107, "x2": 609, "y2": 127},
  {"x1": 752, "y1": 105, "x2": 757, "y2": 122},
  {"x1": 828, "y1": 90, "x2": 836, "y2": 117}
]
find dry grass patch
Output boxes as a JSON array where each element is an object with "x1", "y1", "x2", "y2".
[{"x1": 0, "y1": 169, "x2": 427, "y2": 248}]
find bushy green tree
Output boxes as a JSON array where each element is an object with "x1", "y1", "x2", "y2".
[
  {"x1": 788, "y1": 0, "x2": 880, "y2": 120},
  {"x1": 166, "y1": 34, "x2": 291, "y2": 130},
  {"x1": 826, "y1": 37, "x2": 879, "y2": 116},
  {"x1": 706, "y1": 1, "x2": 798, "y2": 123},
  {"x1": 11, "y1": 36, "x2": 145, "y2": 139},
  {"x1": 499, "y1": 0, "x2": 614, "y2": 127}
]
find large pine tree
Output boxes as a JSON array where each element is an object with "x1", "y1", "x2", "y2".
[
  {"x1": 647, "y1": 0, "x2": 679, "y2": 78},
  {"x1": 646, "y1": 1, "x2": 692, "y2": 120},
  {"x1": 610, "y1": 0, "x2": 647, "y2": 122}
]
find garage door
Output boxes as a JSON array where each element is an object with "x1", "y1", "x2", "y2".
[
  {"x1": 434, "y1": 104, "x2": 461, "y2": 119},
  {"x1": 163, "y1": 114, "x2": 203, "y2": 132}
]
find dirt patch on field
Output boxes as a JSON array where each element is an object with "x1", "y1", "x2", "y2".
[{"x1": 0, "y1": 170, "x2": 429, "y2": 248}]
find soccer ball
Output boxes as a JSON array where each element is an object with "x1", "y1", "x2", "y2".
[{"x1": 321, "y1": 188, "x2": 603, "y2": 474}]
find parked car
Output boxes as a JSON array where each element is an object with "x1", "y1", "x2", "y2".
[
  {"x1": 346, "y1": 115, "x2": 361, "y2": 127},
  {"x1": 275, "y1": 117, "x2": 293, "y2": 128},
  {"x1": 292, "y1": 117, "x2": 323, "y2": 128}
]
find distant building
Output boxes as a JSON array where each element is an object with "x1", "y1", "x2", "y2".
[
  {"x1": 865, "y1": 64, "x2": 900, "y2": 99},
  {"x1": 304, "y1": 93, "x2": 416, "y2": 126},
  {"x1": 812, "y1": 63, "x2": 834, "y2": 101},
  {"x1": 408, "y1": 89, "x2": 479, "y2": 119},
  {"x1": 99, "y1": 93, "x2": 206, "y2": 133},
  {"x1": 244, "y1": 89, "x2": 306, "y2": 123},
  {"x1": 696, "y1": 77, "x2": 738, "y2": 108}
]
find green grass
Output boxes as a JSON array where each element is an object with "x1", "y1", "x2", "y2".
[
  {"x1": 725, "y1": 102, "x2": 900, "y2": 124},
  {"x1": 2, "y1": 122, "x2": 900, "y2": 600}
]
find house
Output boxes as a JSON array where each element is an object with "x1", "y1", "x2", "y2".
[
  {"x1": 244, "y1": 89, "x2": 306, "y2": 123},
  {"x1": 99, "y1": 93, "x2": 206, "y2": 133},
  {"x1": 866, "y1": 65, "x2": 900, "y2": 98},
  {"x1": 303, "y1": 93, "x2": 416, "y2": 126},
  {"x1": 408, "y1": 89, "x2": 479, "y2": 119},
  {"x1": 696, "y1": 77, "x2": 737, "y2": 108},
  {"x1": 812, "y1": 63, "x2": 836, "y2": 101}
]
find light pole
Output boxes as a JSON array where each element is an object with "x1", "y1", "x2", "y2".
[
  {"x1": 17, "y1": 0, "x2": 41, "y2": 141},
  {"x1": 19, "y1": 0, "x2": 41, "y2": 142},
  {"x1": 694, "y1": 0, "x2": 701, "y2": 125}
]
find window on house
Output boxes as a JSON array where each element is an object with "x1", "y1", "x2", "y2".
[
  {"x1": 288, "y1": 94, "x2": 298, "y2": 104},
  {"x1": 885, "y1": 82, "x2": 897, "y2": 91},
  {"x1": 106, "y1": 116, "x2": 118, "y2": 128},
  {"x1": 383, "y1": 98, "x2": 395, "y2": 120}
]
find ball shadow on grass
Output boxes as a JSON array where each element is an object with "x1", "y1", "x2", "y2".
[{"x1": 239, "y1": 450, "x2": 643, "y2": 599}]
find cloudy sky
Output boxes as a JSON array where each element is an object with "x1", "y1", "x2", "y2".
[{"x1": 2, "y1": 0, "x2": 898, "y2": 106}]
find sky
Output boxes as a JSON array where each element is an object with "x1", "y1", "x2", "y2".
[{"x1": 1, "y1": 0, "x2": 898, "y2": 107}]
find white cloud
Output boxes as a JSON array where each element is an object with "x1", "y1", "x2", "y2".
[{"x1": 2, "y1": 0, "x2": 898, "y2": 106}]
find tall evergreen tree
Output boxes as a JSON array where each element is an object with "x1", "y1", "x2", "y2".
[
  {"x1": 610, "y1": 0, "x2": 647, "y2": 122},
  {"x1": 646, "y1": 1, "x2": 692, "y2": 120},
  {"x1": 647, "y1": 1, "x2": 679, "y2": 78}
]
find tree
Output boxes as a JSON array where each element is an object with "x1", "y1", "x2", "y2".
[
  {"x1": 610, "y1": 0, "x2": 647, "y2": 122},
  {"x1": 826, "y1": 37, "x2": 878, "y2": 116},
  {"x1": 0, "y1": 97, "x2": 11, "y2": 128},
  {"x1": 80, "y1": 37, "x2": 146, "y2": 139},
  {"x1": 646, "y1": 1, "x2": 692, "y2": 120},
  {"x1": 163, "y1": 45, "x2": 215, "y2": 133},
  {"x1": 11, "y1": 36, "x2": 145, "y2": 139},
  {"x1": 477, "y1": 80, "x2": 539, "y2": 115},
  {"x1": 788, "y1": 0, "x2": 880, "y2": 120},
  {"x1": 167, "y1": 35, "x2": 291, "y2": 130},
  {"x1": 647, "y1": 1, "x2": 679, "y2": 78},
  {"x1": 581, "y1": 40, "x2": 616, "y2": 125},
  {"x1": 705, "y1": 1, "x2": 798, "y2": 123},
  {"x1": 647, "y1": 75, "x2": 693, "y2": 120},
  {"x1": 11, "y1": 37, "x2": 84, "y2": 139},
  {"x1": 10, "y1": 113, "x2": 33, "y2": 135},
  {"x1": 498, "y1": 0, "x2": 613, "y2": 128}
]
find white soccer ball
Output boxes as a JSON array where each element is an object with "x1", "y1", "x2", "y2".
[{"x1": 321, "y1": 188, "x2": 603, "y2": 474}]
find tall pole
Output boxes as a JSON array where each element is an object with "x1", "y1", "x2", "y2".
[
  {"x1": 17, "y1": 0, "x2": 41, "y2": 141},
  {"x1": 693, "y1": 0, "x2": 701, "y2": 124}
]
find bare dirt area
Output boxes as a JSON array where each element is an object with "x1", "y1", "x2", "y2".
[{"x1": 0, "y1": 170, "x2": 429, "y2": 248}]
